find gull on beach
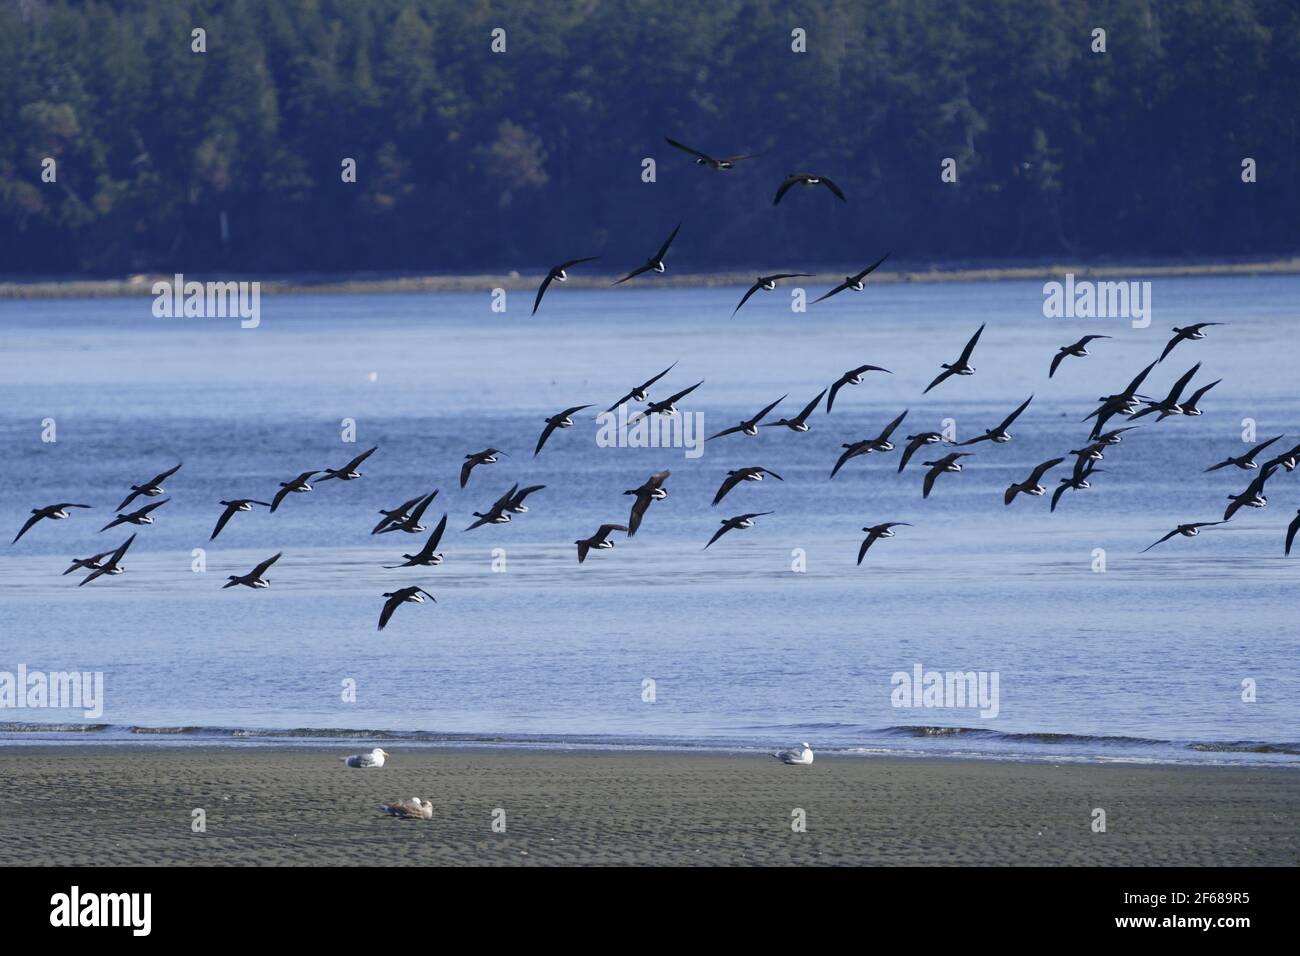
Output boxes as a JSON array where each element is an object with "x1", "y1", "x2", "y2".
[
  {"x1": 380, "y1": 797, "x2": 433, "y2": 820},
  {"x1": 773, "y1": 742, "x2": 814, "y2": 765},
  {"x1": 341, "y1": 747, "x2": 389, "y2": 768}
]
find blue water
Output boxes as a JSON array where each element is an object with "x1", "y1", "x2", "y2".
[{"x1": 1, "y1": 275, "x2": 1298, "y2": 765}]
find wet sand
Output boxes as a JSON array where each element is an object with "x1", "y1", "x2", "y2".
[{"x1": 0, "y1": 747, "x2": 1295, "y2": 866}]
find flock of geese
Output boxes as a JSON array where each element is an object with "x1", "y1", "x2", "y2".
[{"x1": 11, "y1": 136, "x2": 1299, "y2": 634}]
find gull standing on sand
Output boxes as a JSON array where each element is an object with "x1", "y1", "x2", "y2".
[
  {"x1": 342, "y1": 748, "x2": 390, "y2": 768},
  {"x1": 773, "y1": 742, "x2": 814, "y2": 765}
]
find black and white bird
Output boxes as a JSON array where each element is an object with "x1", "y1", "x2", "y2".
[
  {"x1": 1004, "y1": 457, "x2": 1066, "y2": 505},
  {"x1": 1158, "y1": 322, "x2": 1223, "y2": 363},
  {"x1": 115, "y1": 463, "x2": 182, "y2": 512},
  {"x1": 78, "y1": 534, "x2": 135, "y2": 587},
  {"x1": 773, "y1": 172, "x2": 846, "y2": 205},
  {"x1": 1142, "y1": 521, "x2": 1223, "y2": 552},
  {"x1": 533, "y1": 256, "x2": 599, "y2": 314},
  {"x1": 1085, "y1": 361, "x2": 1158, "y2": 438},
  {"x1": 921, "y1": 452, "x2": 972, "y2": 499},
  {"x1": 627, "y1": 381, "x2": 704, "y2": 423},
  {"x1": 960, "y1": 395, "x2": 1033, "y2": 446},
  {"x1": 535, "y1": 406, "x2": 594, "y2": 455},
  {"x1": 100, "y1": 498, "x2": 169, "y2": 532},
  {"x1": 898, "y1": 432, "x2": 949, "y2": 473},
  {"x1": 1050, "y1": 459, "x2": 1104, "y2": 512},
  {"x1": 1048, "y1": 336, "x2": 1110, "y2": 378},
  {"x1": 460, "y1": 448, "x2": 504, "y2": 488},
  {"x1": 1285, "y1": 510, "x2": 1300, "y2": 556},
  {"x1": 465, "y1": 485, "x2": 519, "y2": 531},
  {"x1": 857, "y1": 522, "x2": 911, "y2": 565},
  {"x1": 712, "y1": 467, "x2": 783, "y2": 506},
  {"x1": 505, "y1": 485, "x2": 545, "y2": 513},
  {"x1": 1094, "y1": 426, "x2": 1140, "y2": 445},
  {"x1": 707, "y1": 395, "x2": 787, "y2": 441},
  {"x1": 384, "y1": 515, "x2": 448, "y2": 568},
  {"x1": 613, "y1": 224, "x2": 681, "y2": 285},
  {"x1": 732, "y1": 273, "x2": 812, "y2": 316},
  {"x1": 1223, "y1": 466, "x2": 1276, "y2": 521},
  {"x1": 1129, "y1": 362, "x2": 1201, "y2": 420},
  {"x1": 813, "y1": 253, "x2": 889, "y2": 304},
  {"x1": 923, "y1": 324, "x2": 985, "y2": 393},
  {"x1": 210, "y1": 499, "x2": 272, "y2": 541},
  {"x1": 223, "y1": 552, "x2": 282, "y2": 589},
  {"x1": 376, "y1": 491, "x2": 438, "y2": 535},
  {"x1": 318, "y1": 446, "x2": 377, "y2": 481},
  {"x1": 1178, "y1": 378, "x2": 1220, "y2": 416},
  {"x1": 377, "y1": 586, "x2": 435, "y2": 631},
  {"x1": 764, "y1": 390, "x2": 826, "y2": 432},
  {"x1": 1263, "y1": 442, "x2": 1300, "y2": 473},
  {"x1": 575, "y1": 524, "x2": 628, "y2": 563},
  {"x1": 12, "y1": 503, "x2": 92, "y2": 544},
  {"x1": 663, "y1": 136, "x2": 758, "y2": 171},
  {"x1": 269, "y1": 471, "x2": 317, "y2": 513},
  {"x1": 63, "y1": 549, "x2": 114, "y2": 576},
  {"x1": 1205, "y1": 435, "x2": 1285, "y2": 473},
  {"x1": 826, "y1": 364, "x2": 891, "y2": 413},
  {"x1": 829, "y1": 410, "x2": 908, "y2": 478},
  {"x1": 704, "y1": 512, "x2": 773, "y2": 549},
  {"x1": 604, "y1": 362, "x2": 678, "y2": 414},
  {"x1": 624, "y1": 471, "x2": 670, "y2": 537}
]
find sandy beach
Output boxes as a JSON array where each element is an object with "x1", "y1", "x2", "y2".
[{"x1": 0, "y1": 747, "x2": 1295, "y2": 866}]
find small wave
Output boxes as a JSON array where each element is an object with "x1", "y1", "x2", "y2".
[
  {"x1": 0, "y1": 721, "x2": 109, "y2": 733},
  {"x1": 129, "y1": 726, "x2": 201, "y2": 735},
  {"x1": 1190, "y1": 741, "x2": 1300, "y2": 756}
]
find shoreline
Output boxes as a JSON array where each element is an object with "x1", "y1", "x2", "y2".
[
  {"x1": 1, "y1": 746, "x2": 1295, "y2": 865},
  {"x1": 3, "y1": 257, "x2": 1300, "y2": 299}
]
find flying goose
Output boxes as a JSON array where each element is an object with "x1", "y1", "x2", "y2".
[
  {"x1": 613, "y1": 224, "x2": 681, "y2": 285},
  {"x1": 12, "y1": 503, "x2": 92, "y2": 544},
  {"x1": 712, "y1": 466, "x2": 783, "y2": 506},
  {"x1": 384, "y1": 514, "x2": 448, "y2": 568},
  {"x1": 813, "y1": 253, "x2": 889, "y2": 304},
  {"x1": 211, "y1": 499, "x2": 273, "y2": 541},
  {"x1": 627, "y1": 381, "x2": 704, "y2": 423},
  {"x1": 1178, "y1": 378, "x2": 1220, "y2": 416},
  {"x1": 857, "y1": 522, "x2": 911, "y2": 565},
  {"x1": 1286, "y1": 510, "x2": 1300, "y2": 556},
  {"x1": 604, "y1": 362, "x2": 677, "y2": 414},
  {"x1": 1048, "y1": 336, "x2": 1111, "y2": 378},
  {"x1": 63, "y1": 548, "x2": 115, "y2": 576},
  {"x1": 1050, "y1": 459, "x2": 1104, "y2": 512},
  {"x1": 663, "y1": 136, "x2": 758, "y2": 170},
  {"x1": 575, "y1": 523, "x2": 628, "y2": 563},
  {"x1": 505, "y1": 485, "x2": 545, "y2": 513},
  {"x1": 372, "y1": 493, "x2": 429, "y2": 535},
  {"x1": 773, "y1": 173, "x2": 846, "y2": 205},
  {"x1": 624, "y1": 470, "x2": 670, "y2": 536},
  {"x1": 1004, "y1": 457, "x2": 1066, "y2": 505},
  {"x1": 826, "y1": 364, "x2": 891, "y2": 413},
  {"x1": 923, "y1": 324, "x2": 985, "y2": 393},
  {"x1": 377, "y1": 587, "x2": 435, "y2": 631},
  {"x1": 764, "y1": 389, "x2": 826, "y2": 432},
  {"x1": 707, "y1": 395, "x2": 787, "y2": 441},
  {"x1": 223, "y1": 552, "x2": 282, "y2": 589},
  {"x1": 269, "y1": 471, "x2": 317, "y2": 513},
  {"x1": 100, "y1": 498, "x2": 168, "y2": 532},
  {"x1": 460, "y1": 448, "x2": 504, "y2": 488},
  {"x1": 78, "y1": 534, "x2": 135, "y2": 586},
  {"x1": 377, "y1": 491, "x2": 439, "y2": 534},
  {"x1": 898, "y1": 432, "x2": 949, "y2": 473},
  {"x1": 1085, "y1": 361, "x2": 1158, "y2": 438},
  {"x1": 318, "y1": 446, "x2": 377, "y2": 481},
  {"x1": 960, "y1": 395, "x2": 1033, "y2": 446},
  {"x1": 704, "y1": 512, "x2": 773, "y2": 549},
  {"x1": 465, "y1": 484, "x2": 519, "y2": 531},
  {"x1": 1205, "y1": 435, "x2": 1284, "y2": 473},
  {"x1": 830, "y1": 410, "x2": 908, "y2": 478},
  {"x1": 921, "y1": 452, "x2": 972, "y2": 498},
  {"x1": 1129, "y1": 362, "x2": 1201, "y2": 420},
  {"x1": 533, "y1": 256, "x2": 599, "y2": 314},
  {"x1": 114, "y1": 463, "x2": 182, "y2": 512},
  {"x1": 1223, "y1": 466, "x2": 1276, "y2": 521},
  {"x1": 1142, "y1": 521, "x2": 1223, "y2": 552},
  {"x1": 535, "y1": 405, "x2": 594, "y2": 455},
  {"x1": 732, "y1": 274, "x2": 812, "y2": 317},
  {"x1": 1158, "y1": 322, "x2": 1223, "y2": 363}
]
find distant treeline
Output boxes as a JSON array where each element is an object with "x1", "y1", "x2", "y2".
[{"x1": 1, "y1": 0, "x2": 1296, "y2": 276}]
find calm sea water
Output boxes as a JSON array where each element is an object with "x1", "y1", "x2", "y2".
[{"x1": 1, "y1": 276, "x2": 1297, "y2": 764}]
